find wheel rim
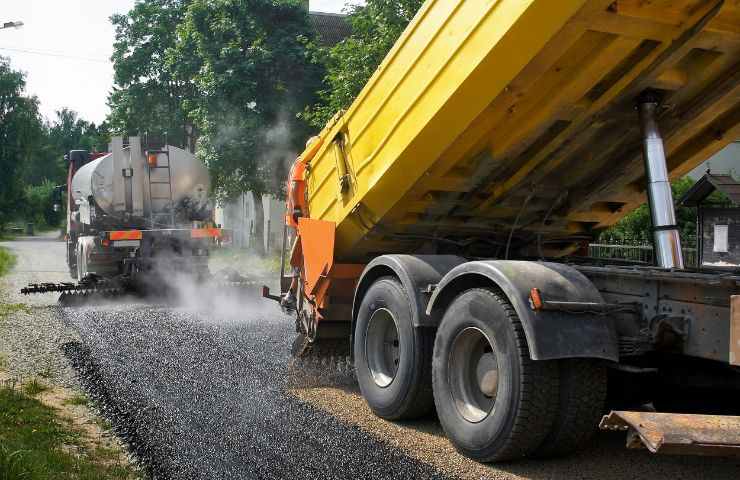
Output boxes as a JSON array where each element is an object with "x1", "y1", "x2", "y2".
[
  {"x1": 448, "y1": 327, "x2": 499, "y2": 423},
  {"x1": 365, "y1": 307, "x2": 400, "y2": 388}
]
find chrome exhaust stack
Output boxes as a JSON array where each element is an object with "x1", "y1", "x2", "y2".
[{"x1": 637, "y1": 93, "x2": 684, "y2": 269}]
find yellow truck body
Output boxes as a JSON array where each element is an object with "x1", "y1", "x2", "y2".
[{"x1": 303, "y1": 0, "x2": 740, "y2": 261}]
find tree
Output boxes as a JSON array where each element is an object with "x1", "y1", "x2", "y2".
[
  {"x1": 173, "y1": 0, "x2": 323, "y2": 253},
  {"x1": 21, "y1": 109, "x2": 110, "y2": 187},
  {"x1": 598, "y1": 178, "x2": 699, "y2": 246},
  {"x1": 0, "y1": 57, "x2": 44, "y2": 229},
  {"x1": 108, "y1": 0, "x2": 196, "y2": 148},
  {"x1": 303, "y1": 0, "x2": 424, "y2": 129}
]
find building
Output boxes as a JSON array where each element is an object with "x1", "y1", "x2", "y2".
[
  {"x1": 678, "y1": 172, "x2": 740, "y2": 269},
  {"x1": 689, "y1": 141, "x2": 739, "y2": 180},
  {"x1": 215, "y1": 192, "x2": 284, "y2": 253},
  {"x1": 309, "y1": 11, "x2": 352, "y2": 47}
]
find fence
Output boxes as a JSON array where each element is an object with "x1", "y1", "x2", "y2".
[{"x1": 588, "y1": 243, "x2": 697, "y2": 268}]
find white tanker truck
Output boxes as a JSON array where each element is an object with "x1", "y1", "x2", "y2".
[{"x1": 24, "y1": 136, "x2": 224, "y2": 298}]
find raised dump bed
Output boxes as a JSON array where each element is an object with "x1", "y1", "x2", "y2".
[
  {"x1": 270, "y1": 0, "x2": 740, "y2": 463},
  {"x1": 303, "y1": 0, "x2": 740, "y2": 261}
]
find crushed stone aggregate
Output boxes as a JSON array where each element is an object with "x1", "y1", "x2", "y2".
[
  {"x1": 61, "y1": 306, "x2": 449, "y2": 479},
  {"x1": 0, "y1": 235, "x2": 81, "y2": 387},
  {"x1": 4, "y1": 235, "x2": 740, "y2": 479}
]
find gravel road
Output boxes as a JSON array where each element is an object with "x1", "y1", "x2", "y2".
[
  {"x1": 0, "y1": 233, "x2": 80, "y2": 388},
  {"x1": 2, "y1": 236, "x2": 739, "y2": 479}
]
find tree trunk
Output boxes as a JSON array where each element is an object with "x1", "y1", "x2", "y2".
[{"x1": 253, "y1": 192, "x2": 266, "y2": 257}]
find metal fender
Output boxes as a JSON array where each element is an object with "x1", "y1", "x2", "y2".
[
  {"x1": 350, "y1": 255, "x2": 466, "y2": 357},
  {"x1": 426, "y1": 260, "x2": 619, "y2": 362}
]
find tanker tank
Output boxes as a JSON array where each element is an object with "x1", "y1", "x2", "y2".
[{"x1": 71, "y1": 143, "x2": 210, "y2": 228}]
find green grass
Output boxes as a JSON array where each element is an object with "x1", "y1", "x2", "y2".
[
  {"x1": 63, "y1": 394, "x2": 89, "y2": 407},
  {"x1": 0, "y1": 247, "x2": 15, "y2": 277},
  {"x1": 23, "y1": 378, "x2": 49, "y2": 396},
  {"x1": 0, "y1": 387, "x2": 137, "y2": 479},
  {"x1": 210, "y1": 248, "x2": 282, "y2": 276},
  {"x1": 0, "y1": 303, "x2": 30, "y2": 323}
]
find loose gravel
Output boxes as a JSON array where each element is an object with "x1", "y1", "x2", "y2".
[
  {"x1": 0, "y1": 234, "x2": 81, "y2": 388},
  {"x1": 293, "y1": 387, "x2": 740, "y2": 479},
  {"x1": 4, "y1": 235, "x2": 740, "y2": 479},
  {"x1": 61, "y1": 306, "x2": 447, "y2": 480}
]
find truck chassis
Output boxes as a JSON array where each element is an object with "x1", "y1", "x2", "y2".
[{"x1": 265, "y1": 91, "x2": 740, "y2": 460}]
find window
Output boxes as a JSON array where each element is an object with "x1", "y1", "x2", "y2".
[{"x1": 714, "y1": 224, "x2": 729, "y2": 253}]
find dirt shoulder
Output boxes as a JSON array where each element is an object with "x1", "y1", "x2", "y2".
[
  {"x1": 289, "y1": 374, "x2": 740, "y2": 479},
  {"x1": 0, "y1": 236, "x2": 143, "y2": 479}
]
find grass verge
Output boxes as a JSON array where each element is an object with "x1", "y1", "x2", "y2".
[
  {"x1": 63, "y1": 394, "x2": 89, "y2": 407},
  {"x1": 210, "y1": 247, "x2": 282, "y2": 276},
  {"x1": 0, "y1": 303, "x2": 29, "y2": 322},
  {"x1": 0, "y1": 247, "x2": 15, "y2": 277},
  {"x1": 24, "y1": 378, "x2": 49, "y2": 396},
  {"x1": 0, "y1": 387, "x2": 138, "y2": 479}
]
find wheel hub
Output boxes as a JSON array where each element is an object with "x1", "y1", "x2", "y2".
[
  {"x1": 476, "y1": 352, "x2": 499, "y2": 398},
  {"x1": 448, "y1": 327, "x2": 499, "y2": 423},
  {"x1": 365, "y1": 308, "x2": 400, "y2": 388}
]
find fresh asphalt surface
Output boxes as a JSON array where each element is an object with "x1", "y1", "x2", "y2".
[
  {"x1": 3, "y1": 236, "x2": 443, "y2": 479},
  {"x1": 3, "y1": 236, "x2": 740, "y2": 479},
  {"x1": 64, "y1": 308, "x2": 444, "y2": 479}
]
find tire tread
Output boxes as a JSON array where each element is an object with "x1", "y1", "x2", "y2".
[
  {"x1": 436, "y1": 287, "x2": 559, "y2": 462},
  {"x1": 485, "y1": 288, "x2": 558, "y2": 461},
  {"x1": 534, "y1": 359, "x2": 606, "y2": 457}
]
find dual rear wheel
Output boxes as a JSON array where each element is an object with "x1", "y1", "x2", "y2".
[{"x1": 355, "y1": 280, "x2": 606, "y2": 462}]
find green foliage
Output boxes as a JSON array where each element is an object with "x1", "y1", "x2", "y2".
[
  {"x1": 0, "y1": 247, "x2": 15, "y2": 277},
  {"x1": 23, "y1": 181, "x2": 62, "y2": 229},
  {"x1": 109, "y1": 0, "x2": 195, "y2": 147},
  {"x1": 63, "y1": 394, "x2": 89, "y2": 407},
  {"x1": 303, "y1": 0, "x2": 424, "y2": 129},
  {"x1": 22, "y1": 109, "x2": 109, "y2": 188},
  {"x1": 0, "y1": 443, "x2": 29, "y2": 480},
  {"x1": 108, "y1": 0, "x2": 324, "y2": 205},
  {"x1": 23, "y1": 379, "x2": 48, "y2": 396},
  {"x1": 0, "y1": 387, "x2": 136, "y2": 479},
  {"x1": 598, "y1": 178, "x2": 698, "y2": 246},
  {"x1": 172, "y1": 0, "x2": 323, "y2": 198},
  {"x1": 0, "y1": 56, "x2": 105, "y2": 228},
  {"x1": 0, "y1": 57, "x2": 44, "y2": 230}
]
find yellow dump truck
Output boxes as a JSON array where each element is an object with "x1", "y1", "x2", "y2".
[{"x1": 264, "y1": 0, "x2": 740, "y2": 462}]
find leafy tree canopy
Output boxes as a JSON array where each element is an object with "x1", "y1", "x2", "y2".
[
  {"x1": 21, "y1": 108, "x2": 109, "y2": 187},
  {"x1": 0, "y1": 57, "x2": 43, "y2": 228},
  {"x1": 303, "y1": 0, "x2": 424, "y2": 129},
  {"x1": 597, "y1": 178, "x2": 702, "y2": 246},
  {"x1": 0, "y1": 57, "x2": 107, "y2": 229},
  {"x1": 109, "y1": 0, "x2": 196, "y2": 147},
  {"x1": 172, "y1": 0, "x2": 323, "y2": 199}
]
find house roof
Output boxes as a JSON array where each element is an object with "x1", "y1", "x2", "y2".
[
  {"x1": 309, "y1": 11, "x2": 352, "y2": 47},
  {"x1": 677, "y1": 172, "x2": 740, "y2": 207}
]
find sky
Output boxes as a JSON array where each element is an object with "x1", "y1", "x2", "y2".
[{"x1": 1, "y1": 0, "x2": 351, "y2": 126}]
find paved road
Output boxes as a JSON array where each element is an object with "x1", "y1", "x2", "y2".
[
  {"x1": 0, "y1": 231, "x2": 69, "y2": 305},
  {"x1": 2, "y1": 236, "x2": 739, "y2": 479}
]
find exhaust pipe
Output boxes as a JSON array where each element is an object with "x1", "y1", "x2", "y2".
[{"x1": 637, "y1": 93, "x2": 684, "y2": 269}]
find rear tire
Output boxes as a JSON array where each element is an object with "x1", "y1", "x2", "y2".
[
  {"x1": 534, "y1": 359, "x2": 607, "y2": 457},
  {"x1": 432, "y1": 288, "x2": 559, "y2": 462},
  {"x1": 354, "y1": 277, "x2": 435, "y2": 420}
]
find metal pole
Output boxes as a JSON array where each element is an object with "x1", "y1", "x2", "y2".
[{"x1": 637, "y1": 93, "x2": 684, "y2": 269}]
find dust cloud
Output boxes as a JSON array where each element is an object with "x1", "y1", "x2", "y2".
[{"x1": 157, "y1": 250, "x2": 282, "y2": 323}]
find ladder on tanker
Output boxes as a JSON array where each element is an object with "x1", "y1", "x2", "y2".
[{"x1": 147, "y1": 148, "x2": 176, "y2": 229}]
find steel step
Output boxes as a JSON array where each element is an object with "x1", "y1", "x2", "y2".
[{"x1": 600, "y1": 411, "x2": 740, "y2": 456}]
